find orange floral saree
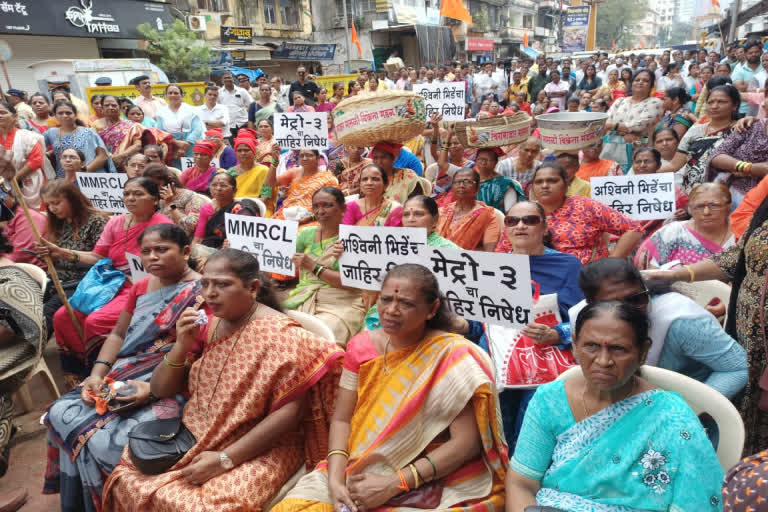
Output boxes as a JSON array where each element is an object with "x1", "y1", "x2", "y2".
[
  {"x1": 436, "y1": 201, "x2": 499, "y2": 250},
  {"x1": 102, "y1": 315, "x2": 343, "y2": 512},
  {"x1": 274, "y1": 171, "x2": 340, "y2": 220}
]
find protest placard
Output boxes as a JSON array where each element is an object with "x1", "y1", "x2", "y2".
[
  {"x1": 179, "y1": 156, "x2": 220, "y2": 172},
  {"x1": 427, "y1": 247, "x2": 533, "y2": 329},
  {"x1": 413, "y1": 83, "x2": 466, "y2": 121},
  {"x1": 225, "y1": 214, "x2": 299, "y2": 274},
  {"x1": 338, "y1": 226, "x2": 428, "y2": 291},
  {"x1": 590, "y1": 173, "x2": 676, "y2": 220},
  {"x1": 125, "y1": 253, "x2": 151, "y2": 282},
  {"x1": 76, "y1": 172, "x2": 128, "y2": 213},
  {"x1": 274, "y1": 112, "x2": 329, "y2": 150}
]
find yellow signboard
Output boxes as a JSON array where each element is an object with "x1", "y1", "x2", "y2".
[
  {"x1": 313, "y1": 74, "x2": 358, "y2": 94},
  {"x1": 84, "y1": 83, "x2": 207, "y2": 114}
]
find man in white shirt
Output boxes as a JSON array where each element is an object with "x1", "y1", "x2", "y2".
[
  {"x1": 475, "y1": 63, "x2": 498, "y2": 102},
  {"x1": 132, "y1": 74, "x2": 167, "y2": 120},
  {"x1": 217, "y1": 71, "x2": 253, "y2": 140},
  {"x1": 196, "y1": 85, "x2": 230, "y2": 131}
]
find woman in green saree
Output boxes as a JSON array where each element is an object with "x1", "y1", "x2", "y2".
[
  {"x1": 476, "y1": 147, "x2": 526, "y2": 212},
  {"x1": 284, "y1": 187, "x2": 366, "y2": 345}
]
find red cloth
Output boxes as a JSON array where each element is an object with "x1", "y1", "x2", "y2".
[
  {"x1": 234, "y1": 137, "x2": 257, "y2": 154},
  {"x1": 0, "y1": 128, "x2": 43, "y2": 171},
  {"x1": 205, "y1": 128, "x2": 223, "y2": 138},
  {"x1": 6, "y1": 206, "x2": 47, "y2": 269},
  {"x1": 372, "y1": 141, "x2": 403, "y2": 158}
]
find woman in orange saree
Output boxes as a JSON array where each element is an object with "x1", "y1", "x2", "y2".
[
  {"x1": 273, "y1": 264, "x2": 508, "y2": 512},
  {"x1": 274, "y1": 149, "x2": 340, "y2": 222},
  {"x1": 436, "y1": 169, "x2": 501, "y2": 251},
  {"x1": 102, "y1": 249, "x2": 343, "y2": 512}
]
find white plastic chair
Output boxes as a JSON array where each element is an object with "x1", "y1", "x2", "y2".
[
  {"x1": 418, "y1": 177, "x2": 432, "y2": 196},
  {"x1": 284, "y1": 310, "x2": 335, "y2": 343},
  {"x1": 234, "y1": 197, "x2": 267, "y2": 217},
  {"x1": 345, "y1": 194, "x2": 359, "y2": 203},
  {"x1": 8, "y1": 263, "x2": 60, "y2": 412},
  {"x1": 557, "y1": 365, "x2": 744, "y2": 470}
]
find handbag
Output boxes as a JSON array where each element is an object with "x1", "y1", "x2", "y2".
[
  {"x1": 758, "y1": 271, "x2": 768, "y2": 413},
  {"x1": 486, "y1": 281, "x2": 577, "y2": 390},
  {"x1": 384, "y1": 479, "x2": 443, "y2": 509},
  {"x1": 128, "y1": 417, "x2": 196, "y2": 475},
  {"x1": 69, "y1": 258, "x2": 126, "y2": 314},
  {"x1": 600, "y1": 130, "x2": 633, "y2": 169}
]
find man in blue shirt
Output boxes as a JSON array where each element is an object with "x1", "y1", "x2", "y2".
[
  {"x1": 393, "y1": 147, "x2": 424, "y2": 176},
  {"x1": 732, "y1": 40, "x2": 764, "y2": 115}
]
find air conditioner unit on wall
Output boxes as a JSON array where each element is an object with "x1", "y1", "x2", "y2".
[{"x1": 187, "y1": 15, "x2": 207, "y2": 32}]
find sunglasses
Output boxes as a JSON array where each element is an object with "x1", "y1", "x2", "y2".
[
  {"x1": 504, "y1": 215, "x2": 542, "y2": 227},
  {"x1": 622, "y1": 288, "x2": 651, "y2": 307}
]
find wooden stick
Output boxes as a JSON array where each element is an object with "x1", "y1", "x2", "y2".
[{"x1": 8, "y1": 178, "x2": 84, "y2": 340}]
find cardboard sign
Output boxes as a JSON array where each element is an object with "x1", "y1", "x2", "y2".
[
  {"x1": 76, "y1": 172, "x2": 128, "y2": 213},
  {"x1": 338, "y1": 226, "x2": 428, "y2": 291},
  {"x1": 125, "y1": 253, "x2": 151, "y2": 282},
  {"x1": 179, "y1": 156, "x2": 220, "y2": 172},
  {"x1": 224, "y1": 214, "x2": 298, "y2": 274},
  {"x1": 413, "y1": 82, "x2": 466, "y2": 121},
  {"x1": 427, "y1": 247, "x2": 533, "y2": 329},
  {"x1": 591, "y1": 174, "x2": 675, "y2": 220},
  {"x1": 274, "y1": 112, "x2": 329, "y2": 150}
]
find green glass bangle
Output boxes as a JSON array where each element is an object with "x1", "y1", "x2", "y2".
[{"x1": 260, "y1": 184, "x2": 273, "y2": 198}]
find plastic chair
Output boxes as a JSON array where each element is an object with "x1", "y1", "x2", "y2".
[
  {"x1": 284, "y1": 310, "x2": 335, "y2": 343},
  {"x1": 557, "y1": 365, "x2": 744, "y2": 470},
  {"x1": 7, "y1": 263, "x2": 60, "y2": 412},
  {"x1": 234, "y1": 197, "x2": 267, "y2": 217},
  {"x1": 345, "y1": 194, "x2": 359, "y2": 203},
  {"x1": 671, "y1": 280, "x2": 731, "y2": 312}
]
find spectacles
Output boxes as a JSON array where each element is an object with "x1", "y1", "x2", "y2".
[
  {"x1": 452, "y1": 179, "x2": 477, "y2": 187},
  {"x1": 504, "y1": 215, "x2": 543, "y2": 227},
  {"x1": 622, "y1": 288, "x2": 651, "y2": 307},
  {"x1": 691, "y1": 202, "x2": 727, "y2": 212}
]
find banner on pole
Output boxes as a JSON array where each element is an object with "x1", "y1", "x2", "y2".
[{"x1": 563, "y1": 6, "x2": 590, "y2": 53}]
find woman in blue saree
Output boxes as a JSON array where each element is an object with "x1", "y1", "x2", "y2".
[
  {"x1": 43, "y1": 224, "x2": 207, "y2": 512},
  {"x1": 506, "y1": 301, "x2": 724, "y2": 512}
]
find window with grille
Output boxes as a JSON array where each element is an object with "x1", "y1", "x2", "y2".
[
  {"x1": 264, "y1": 0, "x2": 277, "y2": 24},
  {"x1": 279, "y1": 0, "x2": 300, "y2": 26},
  {"x1": 197, "y1": 0, "x2": 228, "y2": 11}
]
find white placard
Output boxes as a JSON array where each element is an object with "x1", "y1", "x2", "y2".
[
  {"x1": 274, "y1": 112, "x2": 329, "y2": 150},
  {"x1": 427, "y1": 247, "x2": 534, "y2": 329},
  {"x1": 224, "y1": 214, "x2": 299, "y2": 274},
  {"x1": 413, "y1": 83, "x2": 466, "y2": 121},
  {"x1": 76, "y1": 172, "x2": 128, "y2": 213},
  {"x1": 125, "y1": 253, "x2": 151, "y2": 282},
  {"x1": 179, "y1": 156, "x2": 220, "y2": 171},
  {"x1": 338, "y1": 226, "x2": 428, "y2": 291},
  {"x1": 590, "y1": 174, "x2": 676, "y2": 220}
]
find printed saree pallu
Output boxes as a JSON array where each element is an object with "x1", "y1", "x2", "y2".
[{"x1": 274, "y1": 332, "x2": 509, "y2": 512}]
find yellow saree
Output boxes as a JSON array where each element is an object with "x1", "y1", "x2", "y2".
[{"x1": 274, "y1": 332, "x2": 508, "y2": 512}]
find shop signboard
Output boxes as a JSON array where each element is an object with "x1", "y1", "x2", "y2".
[
  {"x1": 272, "y1": 43, "x2": 337, "y2": 61},
  {"x1": 220, "y1": 26, "x2": 253, "y2": 45},
  {"x1": 466, "y1": 38, "x2": 494, "y2": 52}
]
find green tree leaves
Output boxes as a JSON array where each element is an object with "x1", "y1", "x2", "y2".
[
  {"x1": 596, "y1": 0, "x2": 650, "y2": 49},
  {"x1": 138, "y1": 19, "x2": 212, "y2": 82}
]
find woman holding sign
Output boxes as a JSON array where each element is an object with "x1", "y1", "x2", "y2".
[
  {"x1": 41, "y1": 177, "x2": 173, "y2": 385},
  {"x1": 193, "y1": 172, "x2": 260, "y2": 250},
  {"x1": 274, "y1": 150, "x2": 339, "y2": 222},
  {"x1": 273, "y1": 263, "x2": 508, "y2": 512},
  {"x1": 342, "y1": 165, "x2": 403, "y2": 227},
  {"x1": 285, "y1": 187, "x2": 366, "y2": 344}
]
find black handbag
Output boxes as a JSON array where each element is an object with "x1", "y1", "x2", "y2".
[{"x1": 127, "y1": 417, "x2": 196, "y2": 475}]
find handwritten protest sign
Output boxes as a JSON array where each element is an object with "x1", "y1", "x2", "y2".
[
  {"x1": 275, "y1": 112, "x2": 329, "y2": 150},
  {"x1": 76, "y1": 172, "x2": 128, "y2": 213},
  {"x1": 413, "y1": 83, "x2": 466, "y2": 121},
  {"x1": 590, "y1": 174, "x2": 675, "y2": 220},
  {"x1": 427, "y1": 247, "x2": 533, "y2": 329},
  {"x1": 225, "y1": 214, "x2": 299, "y2": 274},
  {"x1": 338, "y1": 226, "x2": 428, "y2": 291},
  {"x1": 125, "y1": 253, "x2": 151, "y2": 282},
  {"x1": 179, "y1": 156, "x2": 220, "y2": 171}
]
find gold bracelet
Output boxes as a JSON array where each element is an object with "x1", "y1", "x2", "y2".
[
  {"x1": 408, "y1": 463, "x2": 420, "y2": 489},
  {"x1": 327, "y1": 449, "x2": 349, "y2": 459},
  {"x1": 162, "y1": 354, "x2": 186, "y2": 368},
  {"x1": 683, "y1": 264, "x2": 695, "y2": 283}
]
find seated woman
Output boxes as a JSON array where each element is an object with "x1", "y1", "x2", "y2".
[
  {"x1": 475, "y1": 147, "x2": 525, "y2": 213},
  {"x1": 41, "y1": 177, "x2": 173, "y2": 386},
  {"x1": 57, "y1": 148, "x2": 88, "y2": 183},
  {"x1": 506, "y1": 300, "x2": 725, "y2": 511},
  {"x1": 570, "y1": 258, "x2": 747, "y2": 399},
  {"x1": 436, "y1": 169, "x2": 501, "y2": 251},
  {"x1": 370, "y1": 142, "x2": 423, "y2": 203},
  {"x1": 635, "y1": 183, "x2": 734, "y2": 270},
  {"x1": 273, "y1": 264, "x2": 508, "y2": 512},
  {"x1": 426, "y1": 123, "x2": 475, "y2": 205},
  {"x1": 657, "y1": 87, "x2": 695, "y2": 139},
  {"x1": 178, "y1": 140, "x2": 221, "y2": 194},
  {"x1": 508, "y1": 163, "x2": 642, "y2": 264},
  {"x1": 274, "y1": 149, "x2": 340, "y2": 222},
  {"x1": 285, "y1": 187, "x2": 366, "y2": 345},
  {"x1": 496, "y1": 137, "x2": 543, "y2": 196},
  {"x1": 44, "y1": 224, "x2": 204, "y2": 512},
  {"x1": 124, "y1": 153, "x2": 148, "y2": 179},
  {"x1": 336, "y1": 144, "x2": 371, "y2": 196},
  {"x1": 193, "y1": 172, "x2": 260, "y2": 250},
  {"x1": 204, "y1": 128, "x2": 237, "y2": 170},
  {"x1": 102, "y1": 249, "x2": 343, "y2": 511},
  {"x1": 126, "y1": 104, "x2": 156, "y2": 128},
  {"x1": 576, "y1": 139, "x2": 622, "y2": 181},
  {"x1": 652, "y1": 127, "x2": 681, "y2": 168},
  {"x1": 38, "y1": 180, "x2": 108, "y2": 336},
  {"x1": 225, "y1": 134, "x2": 277, "y2": 209},
  {"x1": 488, "y1": 201, "x2": 584, "y2": 448},
  {"x1": 342, "y1": 165, "x2": 402, "y2": 227},
  {"x1": 143, "y1": 163, "x2": 207, "y2": 239}
]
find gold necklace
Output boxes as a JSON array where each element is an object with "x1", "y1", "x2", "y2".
[
  {"x1": 382, "y1": 335, "x2": 392, "y2": 375},
  {"x1": 581, "y1": 376, "x2": 635, "y2": 417}
]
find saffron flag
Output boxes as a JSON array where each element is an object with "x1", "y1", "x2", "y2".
[
  {"x1": 351, "y1": 21, "x2": 362, "y2": 56},
  {"x1": 440, "y1": 0, "x2": 472, "y2": 24},
  {"x1": 523, "y1": 32, "x2": 529, "y2": 48},
  {"x1": 711, "y1": 0, "x2": 720, "y2": 8},
  {"x1": 612, "y1": 40, "x2": 616, "y2": 49}
]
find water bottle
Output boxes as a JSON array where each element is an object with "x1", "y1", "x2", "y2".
[{"x1": 113, "y1": 381, "x2": 138, "y2": 397}]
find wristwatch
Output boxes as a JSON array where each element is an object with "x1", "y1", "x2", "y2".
[{"x1": 219, "y1": 451, "x2": 234, "y2": 470}]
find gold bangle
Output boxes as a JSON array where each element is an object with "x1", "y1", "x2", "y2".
[
  {"x1": 327, "y1": 449, "x2": 349, "y2": 459},
  {"x1": 408, "y1": 463, "x2": 420, "y2": 489},
  {"x1": 162, "y1": 354, "x2": 186, "y2": 368},
  {"x1": 683, "y1": 264, "x2": 695, "y2": 283}
]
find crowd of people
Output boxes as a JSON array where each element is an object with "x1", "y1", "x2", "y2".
[{"x1": 0, "y1": 40, "x2": 767, "y2": 512}]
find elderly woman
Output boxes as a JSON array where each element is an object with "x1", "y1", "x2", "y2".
[
  {"x1": 226, "y1": 134, "x2": 278, "y2": 208},
  {"x1": 576, "y1": 139, "x2": 622, "y2": 180},
  {"x1": 274, "y1": 149, "x2": 339, "y2": 222},
  {"x1": 337, "y1": 144, "x2": 371, "y2": 196},
  {"x1": 343, "y1": 165, "x2": 402, "y2": 227},
  {"x1": 126, "y1": 104, "x2": 156, "y2": 128},
  {"x1": 0, "y1": 101, "x2": 47, "y2": 209},
  {"x1": 507, "y1": 163, "x2": 642, "y2": 264},
  {"x1": 286, "y1": 91, "x2": 316, "y2": 113},
  {"x1": 193, "y1": 172, "x2": 260, "y2": 250},
  {"x1": 178, "y1": 140, "x2": 220, "y2": 193},
  {"x1": 593, "y1": 69, "x2": 625, "y2": 101},
  {"x1": 635, "y1": 183, "x2": 734, "y2": 269},
  {"x1": 101, "y1": 249, "x2": 343, "y2": 511},
  {"x1": 273, "y1": 264, "x2": 508, "y2": 512},
  {"x1": 370, "y1": 142, "x2": 423, "y2": 203},
  {"x1": 475, "y1": 147, "x2": 525, "y2": 213},
  {"x1": 425, "y1": 122, "x2": 475, "y2": 205},
  {"x1": 143, "y1": 163, "x2": 207, "y2": 239},
  {"x1": 506, "y1": 300, "x2": 725, "y2": 511},
  {"x1": 436, "y1": 168, "x2": 501, "y2": 251},
  {"x1": 44, "y1": 224, "x2": 204, "y2": 512},
  {"x1": 254, "y1": 119, "x2": 279, "y2": 168},
  {"x1": 285, "y1": 187, "x2": 366, "y2": 345}
]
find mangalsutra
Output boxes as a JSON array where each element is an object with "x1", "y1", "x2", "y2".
[
  {"x1": 581, "y1": 376, "x2": 636, "y2": 417},
  {"x1": 383, "y1": 335, "x2": 392, "y2": 375}
]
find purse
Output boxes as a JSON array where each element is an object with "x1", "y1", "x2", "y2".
[
  {"x1": 384, "y1": 479, "x2": 444, "y2": 509},
  {"x1": 128, "y1": 417, "x2": 196, "y2": 475},
  {"x1": 69, "y1": 258, "x2": 126, "y2": 314},
  {"x1": 758, "y1": 271, "x2": 768, "y2": 413},
  {"x1": 600, "y1": 130, "x2": 633, "y2": 169}
]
